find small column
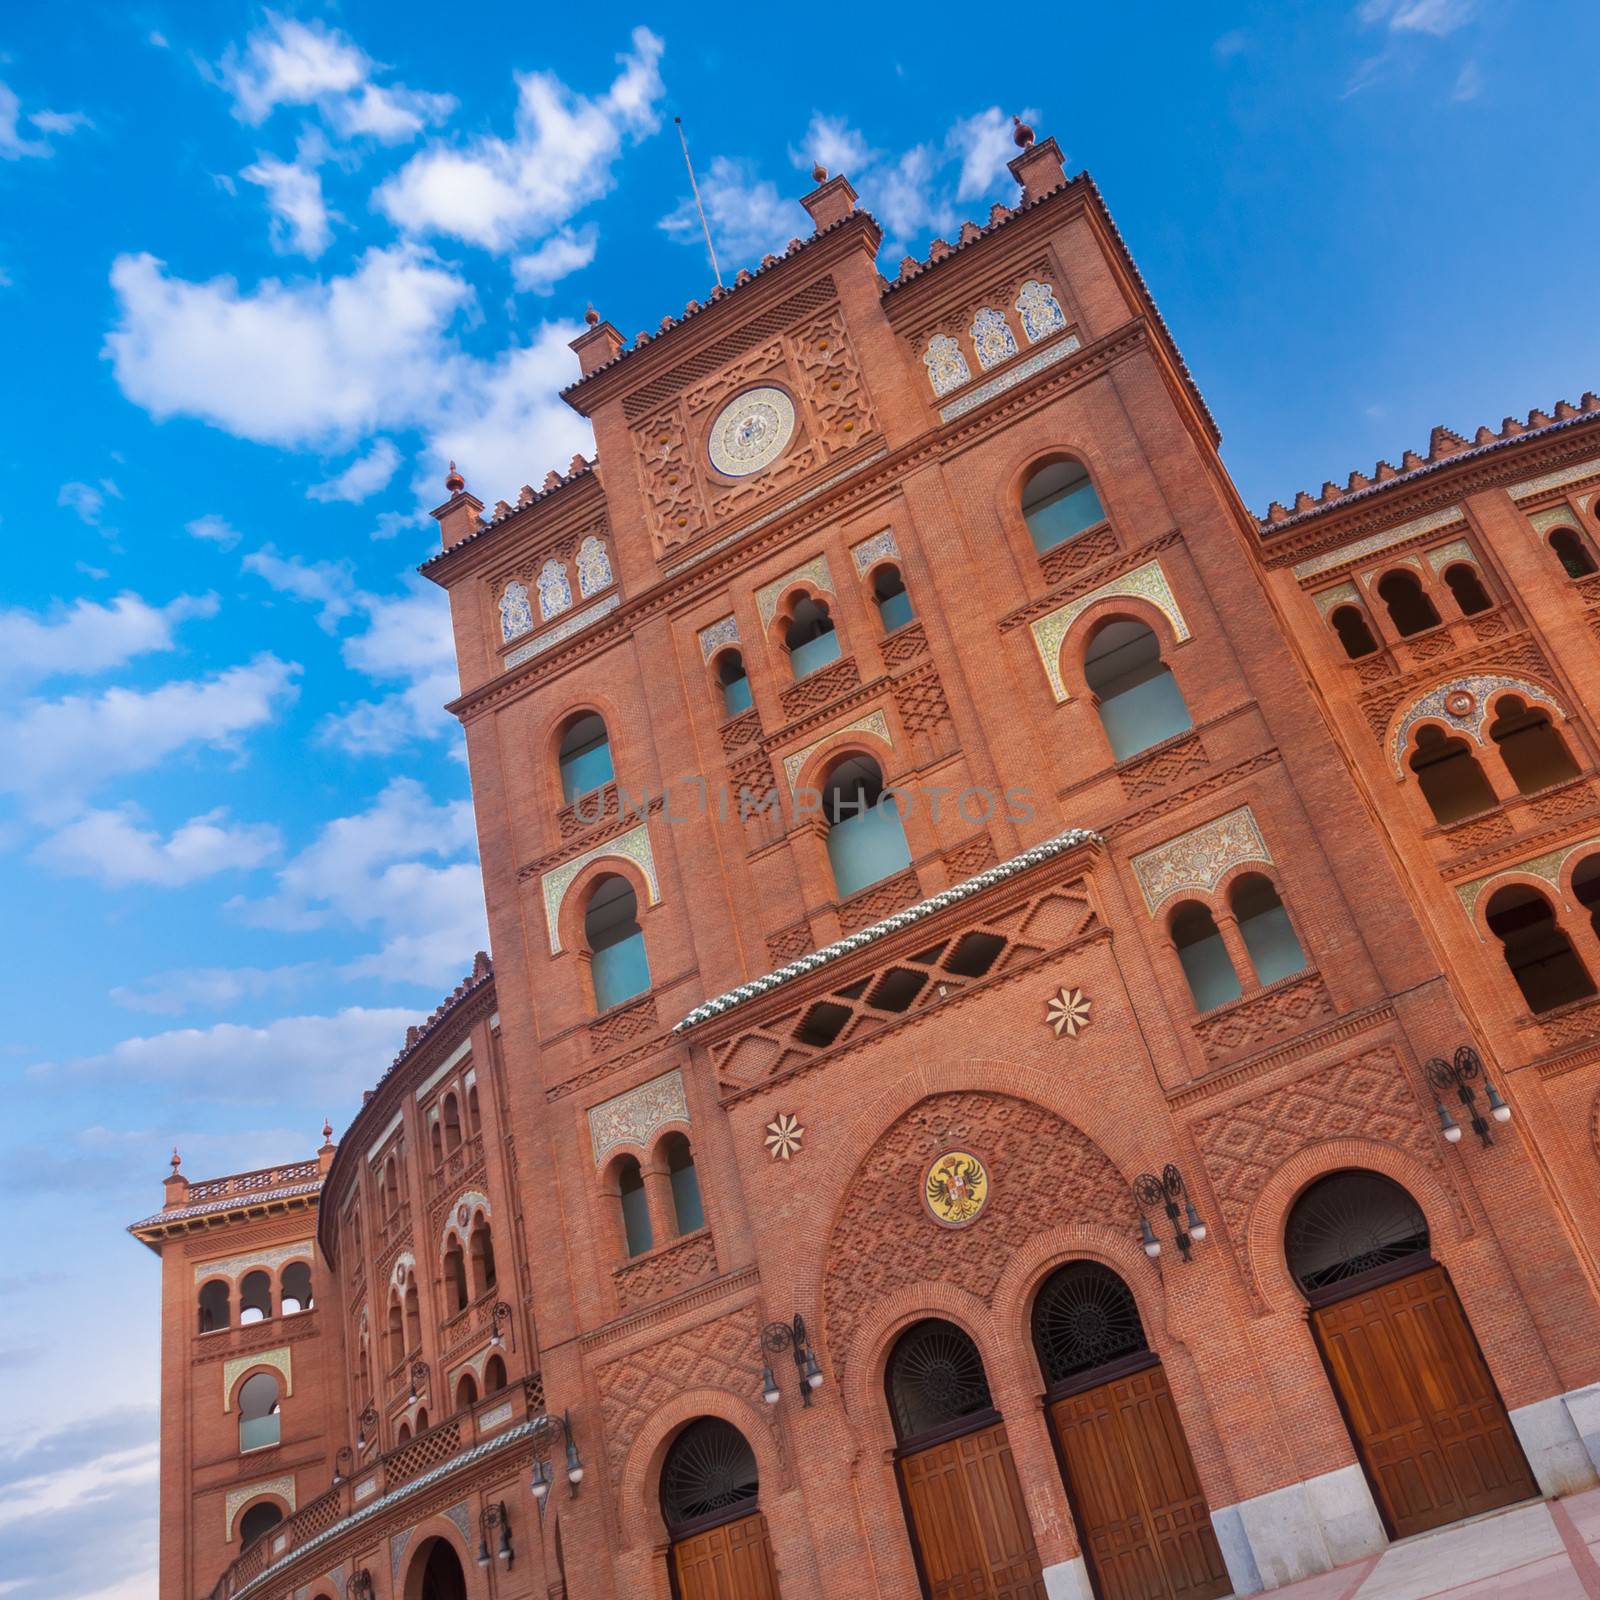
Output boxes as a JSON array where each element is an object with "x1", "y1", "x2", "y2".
[
  {"x1": 641, "y1": 1161, "x2": 677, "y2": 1246},
  {"x1": 1558, "y1": 901, "x2": 1600, "y2": 990},
  {"x1": 1214, "y1": 912, "x2": 1261, "y2": 994}
]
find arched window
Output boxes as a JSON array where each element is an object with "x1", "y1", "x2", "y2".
[
  {"x1": 1329, "y1": 604, "x2": 1379, "y2": 660},
  {"x1": 280, "y1": 1261, "x2": 313, "y2": 1315},
  {"x1": 1376, "y1": 570, "x2": 1441, "y2": 636},
  {"x1": 1171, "y1": 901, "x2": 1241, "y2": 1011},
  {"x1": 456, "y1": 1372, "x2": 479, "y2": 1411},
  {"x1": 397, "y1": 1420, "x2": 412, "y2": 1445},
  {"x1": 1083, "y1": 618, "x2": 1192, "y2": 760},
  {"x1": 1285, "y1": 1170, "x2": 1428, "y2": 1295},
  {"x1": 662, "y1": 1132, "x2": 705, "y2": 1235},
  {"x1": 821, "y1": 754, "x2": 911, "y2": 897},
  {"x1": 444, "y1": 1237, "x2": 469, "y2": 1315},
  {"x1": 616, "y1": 1155, "x2": 652, "y2": 1257},
  {"x1": 469, "y1": 1215, "x2": 496, "y2": 1298},
  {"x1": 198, "y1": 1280, "x2": 230, "y2": 1334},
  {"x1": 661, "y1": 1418, "x2": 759, "y2": 1534},
  {"x1": 239, "y1": 1270, "x2": 271, "y2": 1325},
  {"x1": 1021, "y1": 459, "x2": 1106, "y2": 553},
  {"x1": 785, "y1": 596, "x2": 840, "y2": 678},
  {"x1": 1409, "y1": 725, "x2": 1497, "y2": 824},
  {"x1": 358, "y1": 1337, "x2": 371, "y2": 1401},
  {"x1": 1573, "y1": 855, "x2": 1600, "y2": 943},
  {"x1": 1486, "y1": 884, "x2": 1596, "y2": 1013},
  {"x1": 429, "y1": 1120, "x2": 443, "y2": 1167},
  {"x1": 238, "y1": 1372, "x2": 281, "y2": 1452},
  {"x1": 1442, "y1": 563, "x2": 1492, "y2": 615},
  {"x1": 1230, "y1": 874, "x2": 1307, "y2": 986},
  {"x1": 558, "y1": 712, "x2": 614, "y2": 803},
  {"x1": 414, "y1": 1407, "x2": 429, "y2": 1434},
  {"x1": 441, "y1": 1092, "x2": 462, "y2": 1153},
  {"x1": 404, "y1": 1283, "x2": 421, "y2": 1353},
  {"x1": 387, "y1": 1292, "x2": 405, "y2": 1369},
  {"x1": 873, "y1": 564, "x2": 914, "y2": 632},
  {"x1": 1031, "y1": 1262, "x2": 1147, "y2": 1387},
  {"x1": 466, "y1": 1080, "x2": 481, "y2": 1137},
  {"x1": 585, "y1": 873, "x2": 650, "y2": 1010},
  {"x1": 715, "y1": 650, "x2": 752, "y2": 717},
  {"x1": 1488, "y1": 696, "x2": 1580, "y2": 795},
  {"x1": 383, "y1": 1156, "x2": 400, "y2": 1216},
  {"x1": 885, "y1": 1319, "x2": 994, "y2": 1444},
  {"x1": 414, "y1": 1536, "x2": 468, "y2": 1600},
  {"x1": 484, "y1": 1354, "x2": 507, "y2": 1393},
  {"x1": 238, "y1": 1500, "x2": 283, "y2": 1548},
  {"x1": 1550, "y1": 527, "x2": 1598, "y2": 579}
]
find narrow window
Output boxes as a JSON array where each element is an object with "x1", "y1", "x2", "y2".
[
  {"x1": 383, "y1": 1156, "x2": 400, "y2": 1216},
  {"x1": 1489, "y1": 696, "x2": 1581, "y2": 794},
  {"x1": 466, "y1": 1080, "x2": 481, "y2": 1137},
  {"x1": 1230, "y1": 874, "x2": 1307, "y2": 985},
  {"x1": 786, "y1": 597, "x2": 841, "y2": 678},
  {"x1": 444, "y1": 1238, "x2": 469, "y2": 1314},
  {"x1": 414, "y1": 1408, "x2": 429, "y2": 1435},
  {"x1": 585, "y1": 874, "x2": 651, "y2": 1010},
  {"x1": 198, "y1": 1280, "x2": 230, "y2": 1334},
  {"x1": 821, "y1": 755, "x2": 911, "y2": 897},
  {"x1": 429, "y1": 1120, "x2": 443, "y2": 1167},
  {"x1": 1172, "y1": 901, "x2": 1241, "y2": 1011},
  {"x1": 1486, "y1": 885, "x2": 1595, "y2": 1013},
  {"x1": 456, "y1": 1372, "x2": 479, "y2": 1411},
  {"x1": 1330, "y1": 605, "x2": 1379, "y2": 659},
  {"x1": 387, "y1": 1293, "x2": 405, "y2": 1368},
  {"x1": 1576, "y1": 856, "x2": 1600, "y2": 945},
  {"x1": 1551, "y1": 528, "x2": 1598, "y2": 579},
  {"x1": 469, "y1": 1215, "x2": 497, "y2": 1297},
  {"x1": 238, "y1": 1373, "x2": 281, "y2": 1452},
  {"x1": 716, "y1": 649, "x2": 752, "y2": 716},
  {"x1": 617, "y1": 1156, "x2": 653, "y2": 1257},
  {"x1": 1409, "y1": 725, "x2": 1498, "y2": 824},
  {"x1": 873, "y1": 564, "x2": 914, "y2": 632},
  {"x1": 662, "y1": 1132, "x2": 705, "y2": 1234},
  {"x1": 441, "y1": 1092, "x2": 462, "y2": 1153},
  {"x1": 280, "y1": 1261, "x2": 313, "y2": 1315},
  {"x1": 1084, "y1": 618, "x2": 1193, "y2": 760},
  {"x1": 404, "y1": 1284, "x2": 421, "y2": 1352},
  {"x1": 1442, "y1": 563, "x2": 1492, "y2": 615},
  {"x1": 558, "y1": 712, "x2": 614, "y2": 803},
  {"x1": 397, "y1": 1421, "x2": 411, "y2": 1445},
  {"x1": 1021, "y1": 460, "x2": 1106, "y2": 553},
  {"x1": 239, "y1": 1270, "x2": 271, "y2": 1326},
  {"x1": 484, "y1": 1354, "x2": 508, "y2": 1393},
  {"x1": 1376, "y1": 570, "x2": 1440, "y2": 636}
]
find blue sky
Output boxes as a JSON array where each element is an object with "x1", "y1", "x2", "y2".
[{"x1": 2, "y1": 3, "x2": 1597, "y2": 1594}]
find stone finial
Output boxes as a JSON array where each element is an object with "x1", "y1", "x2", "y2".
[
  {"x1": 584, "y1": 305, "x2": 600, "y2": 327},
  {"x1": 1007, "y1": 131, "x2": 1066, "y2": 203},
  {"x1": 473, "y1": 949, "x2": 491, "y2": 978},
  {"x1": 323, "y1": 1119, "x2": 333, "y2": 1141},
  {"x1": 570, "y1": 316, "x2": 624, "y2": 377},
  {"x1": 800, "y1": 171, "x2": 858, "y2": 231},
  {"x1": 318, "y1": 1118, "x2": 337, "y2": 1173},
  {"x1": 163, "y1": 1147, "x2": 190, "y2": 1207},
  {"x1": 170, "y1": 1146, "x2": 182, "y2": 1174},
  {"x1": 1012, "y1": 114, "x2": 1035, "y2": 149},
  {"x1": 812, "y1": 162, "x2": 827, "y2": 183},
  {"x1": 444, "y1": 460, "x2": 465, "y2": 494}
]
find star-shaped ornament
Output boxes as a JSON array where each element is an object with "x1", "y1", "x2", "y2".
[
  {"x1": 1046, "y1": 986, "x2": 1092, "y2": 1038},
  {"x1": 764, "y1": 1113, "x2": 804, "y2": 1160}
]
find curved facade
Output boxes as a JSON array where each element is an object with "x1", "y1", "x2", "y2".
[{"x1": 133, "y1": 134, "x2": 1600, "y2": 1600}]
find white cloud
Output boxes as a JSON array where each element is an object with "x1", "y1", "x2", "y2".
[
  {"x1": 234, "y1": 777, "x2": 485, "y2": 986},
  {"x1": 185, "y1": 513, "x2": 241, "y2": 548},
  {"x1": 307, "y1": 438, "x2": 400, "y2": 502},
  {"x1": 0, "y1": 655, "x2": 299, "y2": 815},
  {"x1": 242, "y1": 545, "x2": 358, "y2": 628},
  {"x1": 1452, "y1": 60, "x2": 1483, "y2": 101},
  {"x1": 241, "y1": 154, "x2": 332, "y2": 256},
  {"x1": 0, "y1": 1439, "x2": 158, "y2": 1530},
  {"x1": 660, "y1": 156, "x2": 803, "y2": 264},
  {"x1": 58, "y1": 479, "x2": 121, "y2": 526},
  {"x1": 40, "y1": 1007, "x2": 423, "y2": 1103},
  {"x1": 105, "y1": 245, "x2": 471, "y2": 449},
  {"x1": 0, "y1": 592, "x2": 216, "y2": 690},
  {"x1": 217, "y1": 14, "x2": 453, "y2": 140},
  {"x1": 948, "y1": 107, "x2": 1023, "y2": 201},
  {"x1": 36, "y1": 807, "x2": 281, "y2": 887},
  {"x1": 872, "y1": 144, "x2": 957, "y2": 248},
  {"x1": 512, "y1": 225, "x2": 598, "y2": 294},
  {"x1": 377, "y1": 26, "x2": 664, "y2": 250},
  {"x1": 1359, "y1": 0, "x2": 1474, "y2": 34},
  {"x1": 0, "y1": 82, "x2": 89, "y2": 160},
  {"x1": 792, "y1": 112, "x2": 876, "y2": 177},
  {"x1": 111, "y1": 963, "x2": 318, "y2": 1016}
]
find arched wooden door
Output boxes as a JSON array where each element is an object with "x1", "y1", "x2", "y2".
[
  {"x1": 1289, "y1": 1171, "x2": 1536, "y2": 1539},
  {"x1": 662, "y1": 1417, "x2": 782, "y2": 1600},
  {"x1": 888, "y1": 1320, "x2": 1047, "y2": 1600},
  {"x1": 1034, "y1": 1263, "x2": 1228, "y2": 1600}
]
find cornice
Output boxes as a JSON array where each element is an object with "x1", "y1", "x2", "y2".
[
  {"x1": 577, "y1": 1265, "x2": 762, "y2": 1357},
  {"x1": 128, "y1": 1186, "x2": 320, "y2": 1249},
  {"x1": 418, "y1": 469, "x2": 607, "y2": 584}
]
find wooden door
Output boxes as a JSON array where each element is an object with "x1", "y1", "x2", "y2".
[
  {"x1": 899, "y1": 1421, "x2": 1048, "y2": 1600},
  {"x1": 1050, "y1": 1363, "x2": 1229, "y2": 1600},
  {"x1": 672, "y1": 1510, "x2": 782, "y2": 1600},
  {"x1": 1313, "y1": 1263, "x2": 1536, "y2": 1538}
]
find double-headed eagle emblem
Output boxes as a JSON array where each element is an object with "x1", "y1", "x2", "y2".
[{"x1": 924, "y1": 1151, "x2": 989, "y2": 1227}]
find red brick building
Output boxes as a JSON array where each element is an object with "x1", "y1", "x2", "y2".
[{"x1": 134, "y1": 128, "x2": 1600, "y2": 1600}]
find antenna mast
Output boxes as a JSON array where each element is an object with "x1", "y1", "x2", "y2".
[{"x1": 673, "y1": 115, "x2": 723, "y2": 289}]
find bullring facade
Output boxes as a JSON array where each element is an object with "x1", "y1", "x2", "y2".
[{"x1": 133, "y1": 125, "x2": 1600, "y2": 1600}]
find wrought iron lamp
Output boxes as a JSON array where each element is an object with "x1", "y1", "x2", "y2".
[
  {"x1": 355, "y1": 1402, "x2": 379, "y2": 1452},
  {"x1": 477, "y1": 1500, "x2": 513, "y2": 1568},
  {"x1": 1426, "y1": 1044, "x2": 1510, "y2": 1148},
  {"x1": 529, "y1": 1410, "x2": 584, "y2": 1523},
  {"x1": 408, "y1": 1359, "x2": 430, "y2": 1406},
  {"x1": 349, "y1": 1571, "x2": 375, "y2": 1600},
  {"x1": 488, "y1": 1299, "x2": 514, "y2": 1349},
  {"x1": 1133, "y1": 1165, "x2": 1207, "y2": 1262},
  {"x1": 332, "y1": 1445, "x2": 353, "y2": 1486},
  {"x1": 759, "y1": 1313, "x2": 824, "y2": 1407}
]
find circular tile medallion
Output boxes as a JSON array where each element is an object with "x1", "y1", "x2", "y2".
[
  {"x1": 923, "y1": 1149, "x2": 990, "y2": 1229},
  {"x1": 707, "y1": 386, "x2": 796, "y2": 477}
]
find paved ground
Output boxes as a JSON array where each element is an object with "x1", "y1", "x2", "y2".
[{"x1": 1260, "y1": 1489, "x2": 1600, "y2": 1599}]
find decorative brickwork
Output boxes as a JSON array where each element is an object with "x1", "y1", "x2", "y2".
[
  {"x1": 837, "y1": 868, "x2": 921, "y2": 932},
  {"x1": 822, "y1": 1092, "x2": 1134, "y2": 1389},
  {"x1": 779, "y1": 655, "x2": 861, "y2": 720},
  {"x1": 1039, "y1": 524, "x2": 1118, "y2": 586},
  {"x1": 1117, "y1": 733, "x2": 1209, "y2": 801},
  {"x1": 880, "y1": 619, "x2": 930, "y2": 668},
  {"x1": 1191, "y1": 971, "x2": 1336, "y2": 1061},
  {"x1": 942, "y1": 833, "x2": 998, "y2": 882},
  {"x1": 765, "y1": 921, "x2": 813, "y2": 964},
  {"x1": 718, "y1": 708, "x2": 762, "y2": 757},
  {"x1": 612, "y1": 1229, "x2": 717, "y2": 1310},
  {"x1": 587, "y1": 994, "x2": 659, "y2": 1054}
]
